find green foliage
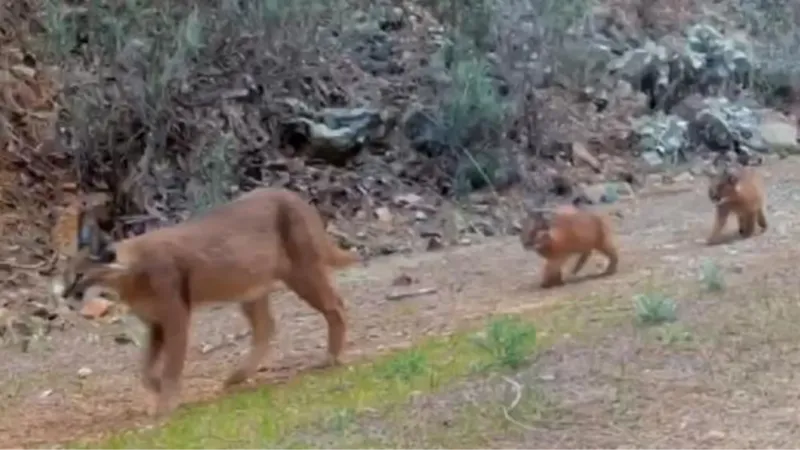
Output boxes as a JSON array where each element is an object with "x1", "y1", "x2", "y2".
[
  {"x1": 474, "y1": 315, "x2": 538, "y2": 370},
  {"x1": 325, "y1": 407, "x2": 356, "y2": 432},
  {"x1": 421, "y1": 0, "x2": 495, "y2": 50},
  {"x1": 442, "y1": 53, "x2": 508, "y2": 147},
  {"x1": 436, "y1": 44, "x2": 511, "y2": 193},
  {"x1": 39, "y1": 0, "x2": 345, "y2": 217},
  {"x1": 700, "y1": 260, "x2": 725, "y2": 292},
  {"x1": 735, "y1": 0, "x2": 800, "y2": 105},
  {"x1": 656, "y1": 323, "x2": 694, "y2": 346},
  {"x1": 633, "y1": 292, "x2": 678, "y2": 325},
  {"x1": 186, "y1": 132, "x2": 237, "y2": 213},
  {"x1": 381, "y1": 348, "x2": 429, "y2": 381}
]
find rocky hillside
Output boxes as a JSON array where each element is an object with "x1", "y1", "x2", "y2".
[{"x1": 1, "y1": 0, "x2": 799, "y2": 342}]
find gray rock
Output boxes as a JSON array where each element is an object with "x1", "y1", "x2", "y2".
[
  {"x1": 608, "y1": 42, "x2": 663, "y2": 86},
  {"x1": 691, "y1": 97, "x2": 767, "y2": 153},
  {"x1": 279, "y1": 99, "x2": 387, "y2": 165},
  {"x1": 402, "y1": 106, "x2": 449, "y2": 158},
  {"x1": 575, "y1": 181, "x2": 634, "y2": 204},
  {"x1": 631, "y1": 113, "x2": 690, "y2": 164},
  {"x1": 759, "y1": 117, "x2": 799, "y2": 153},
  {"x1": 641, "y1": 151, "x2": 665, "y2": 168},
  {"x1": 603, "y1": 23, "x2": 755, "y2": 112},
  {"x1": 685, "y1": 24, "x2": 752, "y2": 89}
]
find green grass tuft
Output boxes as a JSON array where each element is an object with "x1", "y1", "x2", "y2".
[
  {"x1": 634, "y1": 292, "x2": 678, "y2": 325},
  {"x1": 700, "y1": 260, "x2": 725, "y2": 292},
  {"x1": 68, "y1": 294, "x2": 627, "y2": 449},
  {"x1": 473, "y1": 315, "x2": 538, "y2": 370}
]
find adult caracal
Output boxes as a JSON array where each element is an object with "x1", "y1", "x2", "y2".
[{"x1": 56, "y1": 187, "x2": 360, "y2": 416}]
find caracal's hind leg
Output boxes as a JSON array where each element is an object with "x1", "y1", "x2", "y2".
[
  {"x1": 147, "y1": 276, "x2": 190, "y2": 417},
  {"x1": 571, "y1": 252, "x2": 591, "y2": 275},
  {"x1": 706, "y1": 207, "x2": 730, "y2": 246},
  {"x1": 141, "y1": 322, "x2": 165, "y2": 396},
  {"x1": 286, "y1": 264, "x2": 347, "y2": 366},
  {"x1": 151, "y1": 296, "x2": 190, "y2": 416},
  {"x1": 597, "y1": 238, "x2": 619, "y2": 277},
  {"x1": 224, "y1": 297, "x2": 276, "y2": 387},
  {"x1": 757, "y1": 207, "x2": 768, "y2": 232},
  {"x1": 738, "y1": 211, "x2": 756, "y2": 238},
  {"x1": 540, "y1": 256, "x2": 566, "y2": 289}
]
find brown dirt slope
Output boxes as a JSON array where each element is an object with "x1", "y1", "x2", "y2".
[{"x1": 2, "y1": 156, "x2": 800, "y2": 447}]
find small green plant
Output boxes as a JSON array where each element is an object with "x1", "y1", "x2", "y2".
[
  {"x1": 700, "y1": 260, "x2": 725, "y2": 292},
  {"x1": 474, "y1": 315, "x2": 537, "y2": 370},
  {"x1": 326, "y1": 407, "x2": 356, "y2": 433},
  {"x1": 633, "y1": 292, "x2": 678, "y2": 325},
  {"x1": 381, "y1": 348, "x2": 428, "y2": 381},
  {"x1": 656, "y1": 323, "x2": 693, "y2": 345}
]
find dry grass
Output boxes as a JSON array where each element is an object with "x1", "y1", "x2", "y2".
[{"x1": 279, "y1": 273, "x2": 800, "y2": 448}]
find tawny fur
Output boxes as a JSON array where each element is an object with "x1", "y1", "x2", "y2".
[
  {"x1": 705, "y1": 165, "x2": 768, "y2": 245},
  {"x1": 58, "y1": 188, "x2": 360, "y2": 417},
  {"x1": 520, "y1": 205, "x2": 619, "y2": 289}
]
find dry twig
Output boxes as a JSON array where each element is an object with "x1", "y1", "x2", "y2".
[
  {"x1": 501, "y1": 375, "x2": 539, "y2": 431},
  {"x1": 385, "y1": 287, "x2": 437, "y2": 301}
]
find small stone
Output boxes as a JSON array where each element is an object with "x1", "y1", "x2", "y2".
[
  {"x1": 392, "y1": 274, "x2": 414, "y2": 286},
  {"x1": 645, "y1": 174, "x2": 663, "y2": 186},
  {"x1": 641, "y1": 151, "x2": 664, "y2": 167},
  {"x1": 571, "y1": 141, "x2": 602, "y2": 172},
  {"x1": 672, "y1": 172, "x2": 694, "y2": 184},
  {"x1": 426, "y1": 236, "x2": 443, "y2": 251},
  {"x1": 113, "y1": 333, "x2": 135, "y2": 345},
  {"x1": 414, "y1": 211, "x2": 427, "y2": 221},
  {"x1": 50, "y1": 280, "x2": 65, "y2": 297},
  {"x1": 458, "y1": 238, "x2": 472, "y2": 246},
  {"x1": 80, "y1": 298, "x2": 112, "y2": 319},
  {"x1": 539, "y1": 373, "x2": 556, "y2": 381},
  {"x1": 576, "y1": 182, "x2": 632, "y2": 204},
  {"x1": 760, "y1": 119, "x2": 799, "y2": 153},
  {"x1": 39, "y1": 389, "x2": 53, "y2": 399},
  {"x1": 77, "y1": 367, "x2": 92, "y2": 378},
  {"x1": 374, "y1": 207, "x2": 392, "y2": 222},
  {"x1": 706, "y1": 430, "x2": 725, "y2": 439},
  {"x1": 393, "y1": 193, "x2": 423, "y2": 206},
  {"x1": 10, "y1": 64, "x2": 37, "y2": 80}
]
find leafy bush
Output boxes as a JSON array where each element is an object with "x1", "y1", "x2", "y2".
[
  {"x1": 40, "y1": 0, "x2": 343, "y2": 223},
  {"x1": 735, "y1": 0, "x2": 800, "y2": 106}
]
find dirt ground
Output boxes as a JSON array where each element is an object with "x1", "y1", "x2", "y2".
[{"x1": 3, "y1": 156, "x2": 800, "y2": 448}]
